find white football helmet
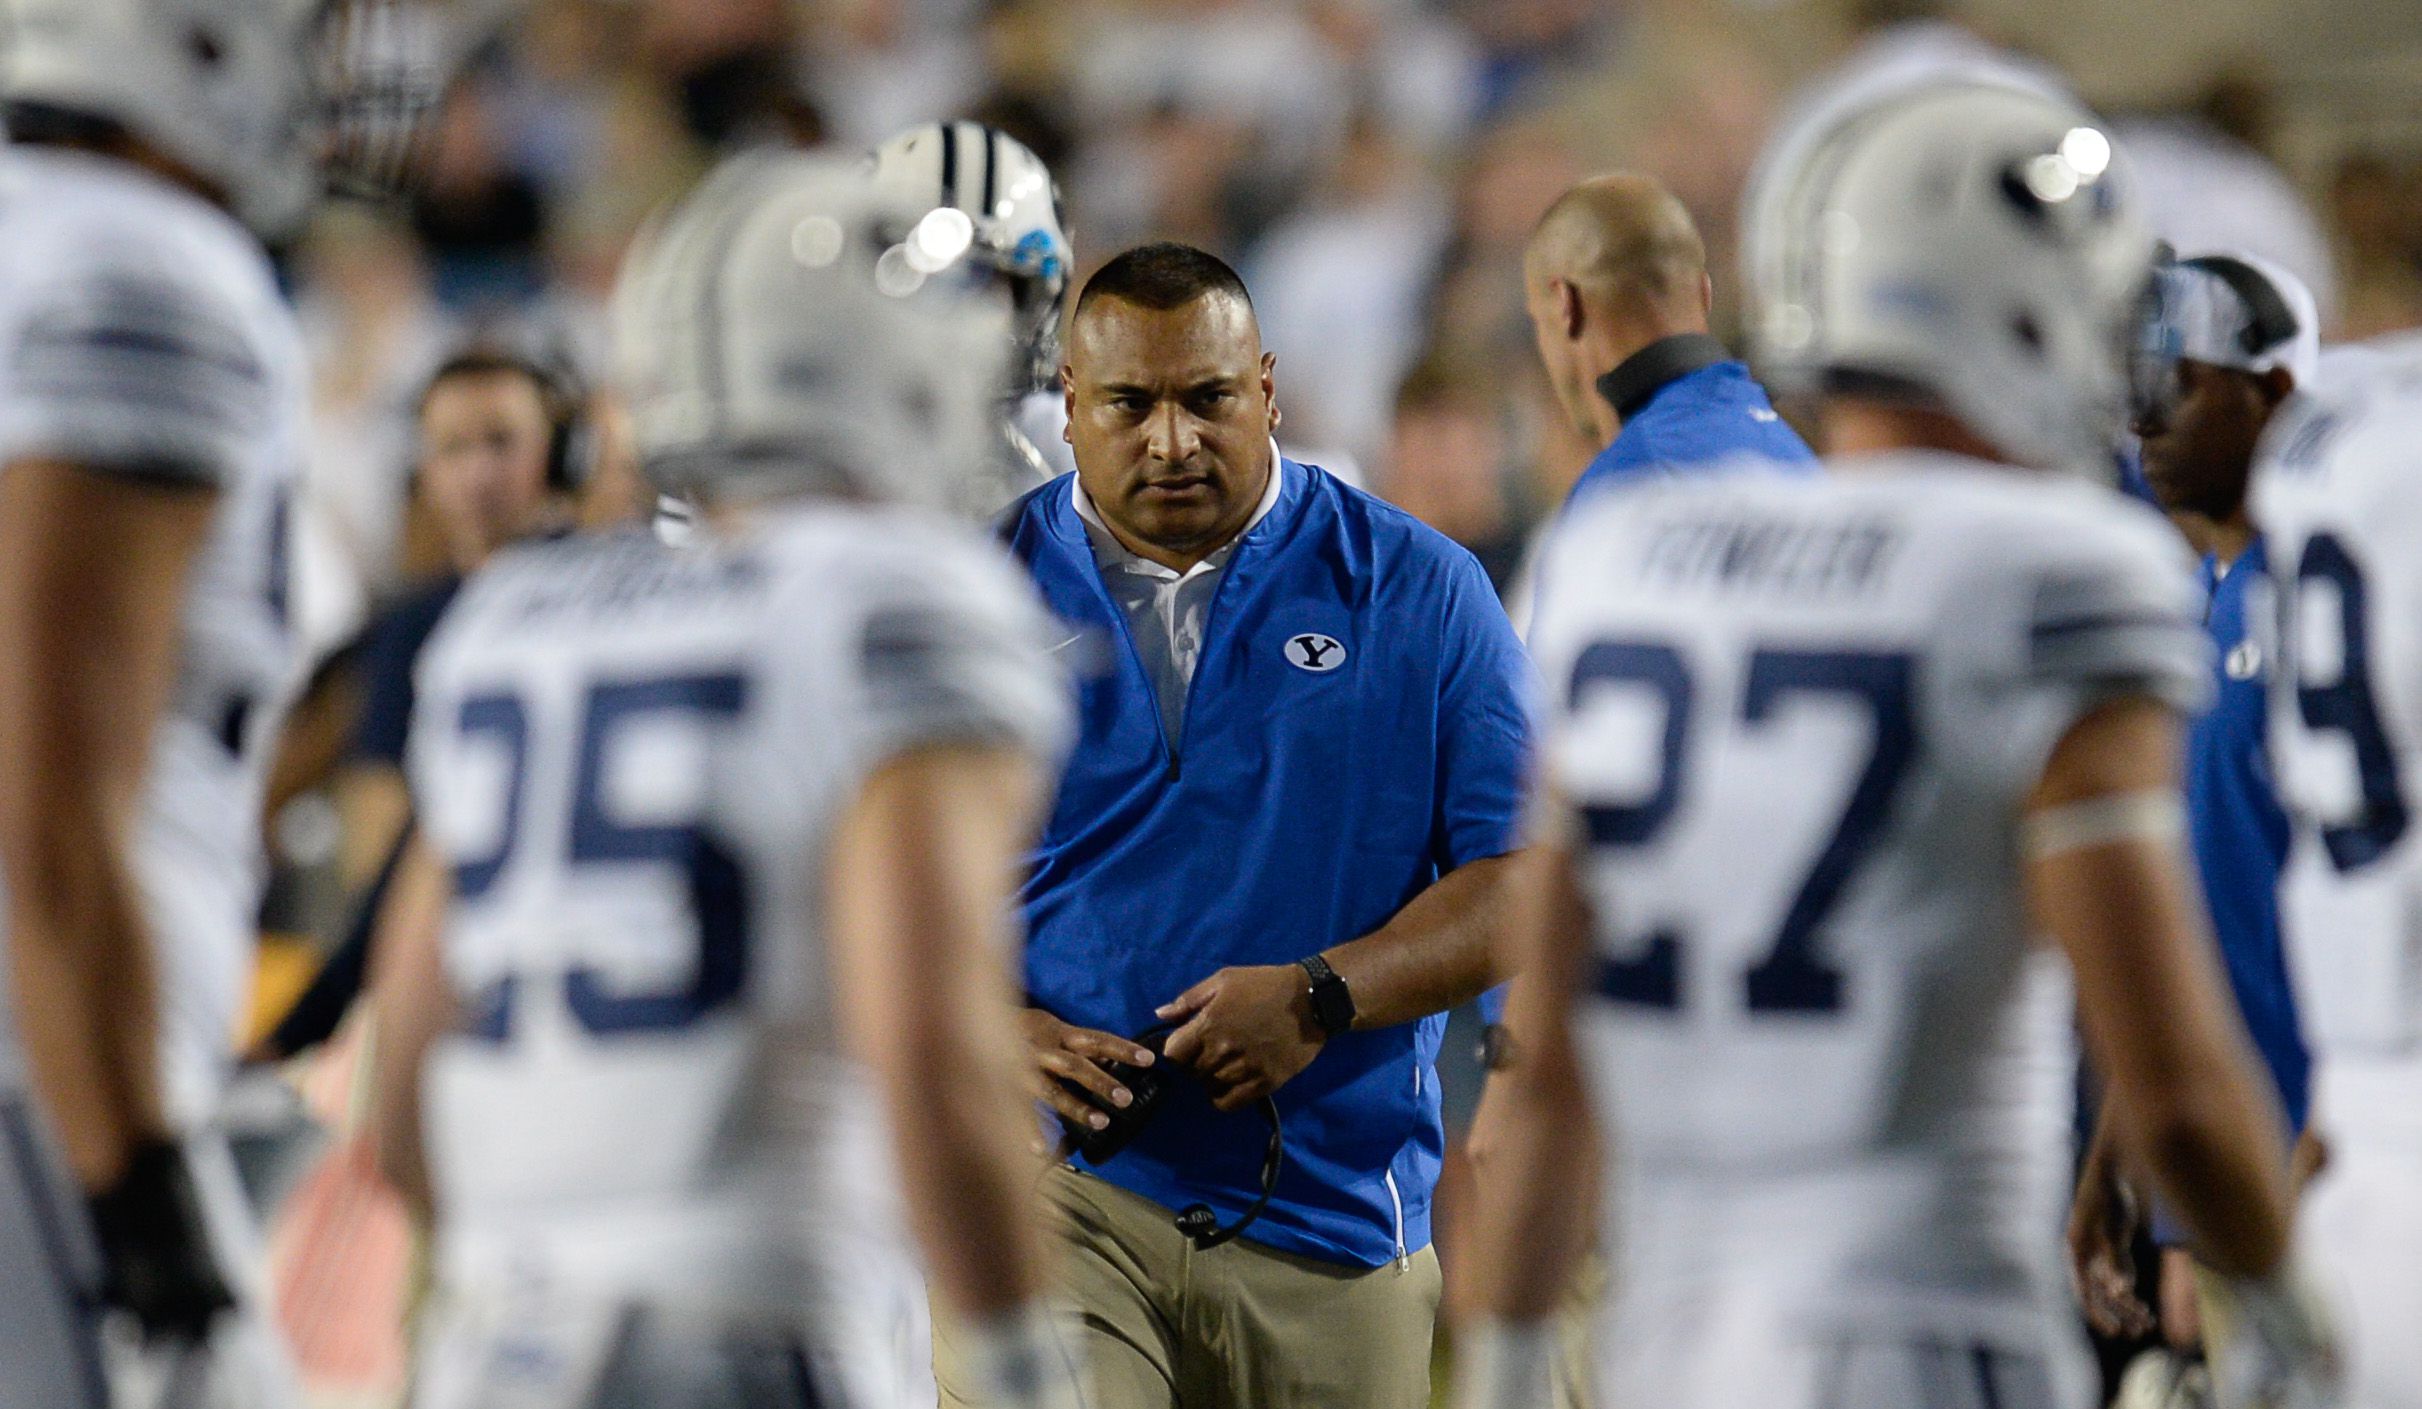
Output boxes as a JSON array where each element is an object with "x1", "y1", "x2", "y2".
[
  {"x1": 1749, "y1": 82, "x2": 2156, "y2": 473},
  {"x1": 0, "y1": 0, "x2": 453, "y2": 234},
  {"x1": 612, "y1": 149, "x2": 1018, "y2": 516},
  {"x1": 869, "y1": 121, "x2": 1071, "y2": 394}
]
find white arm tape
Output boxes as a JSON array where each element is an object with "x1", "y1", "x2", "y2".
[
  {"x1": 1450, "y1": 1318, "x2": 1559, "y2": 1409},
  {"x1": 2021, "y1": 789, "x2": 2188, "y2": 861}
]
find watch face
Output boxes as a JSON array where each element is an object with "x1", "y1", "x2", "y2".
[{"x1": 1314, "y1": 983, "x2": 1351, "y2": 1034}]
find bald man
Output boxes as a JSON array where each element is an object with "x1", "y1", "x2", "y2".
[
  {"x1": 1523, "y1": 173, "x2": 1815, "y2": 506},
  {"x1": 1462, "y1": 178, "x2": 1819, "y2": 1409}
]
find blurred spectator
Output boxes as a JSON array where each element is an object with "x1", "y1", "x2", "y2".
[
  {"x1": 1250, "y1": 109, "x2": 1454, "y2": 469},
  {"x1": 492, "y1": 0, "x2": 625, "y2": 200},
  {"x1": 294, "y1": 207, "x2": 460, "y2": 659},
  {"x1": 804, "y1": 0, "x2": 983, "y2": 143},
  {"x1": 1072, "y1": 1, "x2": 1346, "y2": 197},
  {"x1": 2332, "y1": 153, "x2": 2422, "y2": 341},
  {"x1": 1380, "y1": 353, "x2": 1527, "y2": 591},
  {"x1": 1304, "y1": 0, "x2": 1487, "y2": 157},
  {"x1": 413, "y1": 76, "x2": 552, "y2": 306},
  {"x1": 1430, "y1": 119, "x2": 1586, "y2": 362},
  {"x1": 1098, "y1": 100, "x2": 1257, "y2": 256},
  {"x1": 1459, "y1": 0, "x2": 1616, "y2": 119}
]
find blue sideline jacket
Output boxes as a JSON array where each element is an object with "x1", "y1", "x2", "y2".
[
  {"x1": 1568, "y1": 349, "x2": 1817, "y2": 506},
  {"x1": 1002, "y1": 457, "x2": 1534, "y2": 1268},
  {"x1": 2188, "y1": 538, "x2": 2307, "y2": 1131}
]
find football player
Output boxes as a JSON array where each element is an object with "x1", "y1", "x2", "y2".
[
  {"x1": 0, "y1": 1, "x2": 440, "y2": 1403},
  {"x1": 1454, "y1": 83, "x2": 2336, "y2": 1409},
  {"x1": 374, "y1": 153, "x2": 1087, "y2": 1409},
  {"x1": 2255, "y1": 339, "x2": 2422, "y2": 1409},
  {"x1": 870, "y1": 119, "x2": 1075, "y2": 505}
]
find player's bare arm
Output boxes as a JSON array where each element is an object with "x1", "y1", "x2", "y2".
[
  {"x1": 1445, "y1": 823, "x2": 1597, "y2": 1407},
  {"x1": 2027, "y1": 694, "x2": 2295, "y2": 1280},
  {"x1": 364, "y1": 831, "x2": 455, "y2": 1222},
  {"x1": 0, "y1": 458, "x2": 216, "y2": 1193},
  {"x1": 828, "y1": 741, "x2": 1064, "y2": 1318},
  {"x1": 1157, "y1": 849, "x2": 1519, "y2": 1112},
  {"x1": 1450, "y1": 836, "x2": 1594, "y2": 1317}
]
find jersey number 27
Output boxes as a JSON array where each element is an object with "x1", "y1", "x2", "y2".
[{"x1": 1568, "y1": 641, "x2": 1917, "y2": 1017}]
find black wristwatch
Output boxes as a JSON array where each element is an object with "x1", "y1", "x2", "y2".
[{"x1": 1297, "y1": 953, "x2": 1356, "y2": 1037}]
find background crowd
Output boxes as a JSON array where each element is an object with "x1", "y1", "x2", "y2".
[{"x1": 282, "y1": 0, "x2": 2422, "y2": 664}]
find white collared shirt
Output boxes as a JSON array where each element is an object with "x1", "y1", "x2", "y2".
[{"x1": 1071, "y1": 453, "x2": 1283, "y2": 749}]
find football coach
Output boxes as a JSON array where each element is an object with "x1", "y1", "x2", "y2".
[{"x1": 938, "y1": 243, "x2": 1533, "y2": 1407}]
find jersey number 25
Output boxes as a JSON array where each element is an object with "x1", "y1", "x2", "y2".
[{"x1": 448, "y1": 670, "x2": 752, "y2": 1041}]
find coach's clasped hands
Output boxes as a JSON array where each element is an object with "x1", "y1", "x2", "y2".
[
  {"x1": 1021, "y1": 1009, "x2": 1157, "y2": 1134},
  {"x1": 1156, "y1": 964, "x2": 1327, "y2": 1112},
  {"x1": 1021, "y1": 964, "x2": 1328, "y2": 1137}
]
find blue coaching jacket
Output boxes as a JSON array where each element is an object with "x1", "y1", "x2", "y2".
[
  {"x1": 2189, "y1": 538, "x2": 2307, "y2": 1131},
  {"x1": 2148, "y1": 537, "x2": 2308, "y2": 1250},
  {"x1": 1568, "y1": 334, "x2": 1817, "y2": 506},
  {"x1": 1001, "y1": 457, "x2": 1533, "y2": 1268}
]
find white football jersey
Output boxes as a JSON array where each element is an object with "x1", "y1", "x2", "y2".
[
  {"x1": 407, "y1": 507, "x2": 1070, "y2": 1364},
  {"x1": 1527, "y1": 456, "x2": 2207, "y2": 1354},
  {"x1": 2255, "y1": 347, "x2": 2422, "y2": 1153},
  {"x1": 0, "y1": 148, "x2": 305, "y2": 1127}
]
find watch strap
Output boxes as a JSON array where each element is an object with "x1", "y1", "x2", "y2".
[{"x1": 1297, "y1": 954, "x2": 1355, "y2": 1035}]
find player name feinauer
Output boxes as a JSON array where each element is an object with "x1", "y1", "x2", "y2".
[
  {"x1": 1637, "y1": 511, "x2": 1899, "y2": 596},
  {"x1": 504, "y1": 539, "x2": 765, "y2": 622}
]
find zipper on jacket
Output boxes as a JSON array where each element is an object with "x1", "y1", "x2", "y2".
[{"x1": 1382, "y1": 1168, "x2": 1409, "y2": 1269}]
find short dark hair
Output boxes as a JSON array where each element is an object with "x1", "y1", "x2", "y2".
[
  {"x1": 1393, "y1": 349, "x2": 1497, "y2": 417},
  {"x1": 1073, "y1": 242, "x2": 1255, "y2": 322},
  {"x1": 417, "y1": 348, "x2": 576, "y2": 425}
]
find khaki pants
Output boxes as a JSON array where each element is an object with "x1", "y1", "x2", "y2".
[{"x1": 936, "y1": 1165, "x2": 1441, "y2": 1408}]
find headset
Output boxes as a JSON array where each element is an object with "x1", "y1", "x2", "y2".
[
  {"x1": 416, "y1": 347, "x2": 595, "y2": 494},
  {"x1": 1053, "y1": 1024, "x2": 1285, "y2": 1252}
]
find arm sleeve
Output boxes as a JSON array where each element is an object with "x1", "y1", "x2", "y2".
[
  {"x1": 1978, "y1": 505, "x2": 2213, "y2": 791},
  {"x1": 1432, "y1": 548, "x2": 1540, "y2": 871},
  {"x1": 0, "y1": 258, "x2": 268, "y2": 486},
  {"x1": 2021, "y1": 523, "x2": 2210, "y2": 713},
  {"x1": 826, "y1": 536, "x2": 1078, "y2": 780}
]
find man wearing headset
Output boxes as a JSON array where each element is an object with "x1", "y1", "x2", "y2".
[
  {"x1": 2069, "y1": 252, "x2": 2323, "y2": 1380},
  {"x1": 255, "y1": 349, "x2": 590, "y2": 1064}
]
